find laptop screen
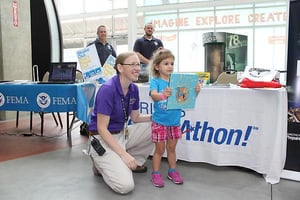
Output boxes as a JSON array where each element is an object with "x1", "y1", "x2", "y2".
[{"x1": 49, "y1": 62, "x2": 77, "y2": 83}]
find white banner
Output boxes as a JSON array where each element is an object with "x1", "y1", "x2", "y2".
[{"x1": 138, "y1": 85, "x2": 287, "y2": 184}]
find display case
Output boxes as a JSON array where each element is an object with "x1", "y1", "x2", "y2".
[{"x1": 202, "y1": 32, "x2": 248, "y2": 83}]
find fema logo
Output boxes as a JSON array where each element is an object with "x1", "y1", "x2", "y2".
[
  {"x1": 0, "y1": 92, "x2": 5, "y2": 107},
  {"x1": 37, "y1": 92, "x2": 51, "y2": 108}
]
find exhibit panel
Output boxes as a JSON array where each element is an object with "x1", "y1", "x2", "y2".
[{"x1": 283, "y1": 0, "x2": 300, "y2": 181}]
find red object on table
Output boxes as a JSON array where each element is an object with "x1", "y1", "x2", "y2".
[{"x1": 240, "y1": 78, "x2": 282, "y2": 88}]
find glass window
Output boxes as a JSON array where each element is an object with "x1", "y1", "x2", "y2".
[
  {"x1": 178, "y1": 31, "x2": 206, "y2": 72},
  {"x1": 215, "y1": 8, "x2": 253, "y2": 28},
  {"x1": 178, "y1": 0, "x2": 207, "y2": 2},
  {"x1": 251, "y1": 7, "x2": 287, "y2": 26},
  {"x1": 143, "y1": 0, "x2": 178, "y2": 6},
  {"x1": 85, "y1": 0, "x2": 112, "y2": 12},
  {"x1": 58, "y1": 0, "x2": 288, "y2": 75},
  {"x1": 254, "y1": 27, "x2": 286, "y2": 70},
  {"x1": 113, "y1": 0, "x2": 128, "y2": 9},
  {"x1": 56, "y1": 0, "x2": 84, "y2": 16}
]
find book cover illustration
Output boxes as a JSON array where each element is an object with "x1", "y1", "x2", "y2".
[
  {"x1": 167, "y1": 73, "x2": 199, "y2": 110},
  {"x1": 76, "y1": 44, "x2": 102, "y2": 83}
]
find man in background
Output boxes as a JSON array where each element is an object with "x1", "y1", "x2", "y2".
[
  {"x1": 88, "y1": 25, "x2": 117, "y2": 66},
  {"x1": 133, "y1": 22, "x2": 164, "y2": 65}
]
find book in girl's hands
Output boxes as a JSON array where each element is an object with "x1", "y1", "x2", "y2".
[{"x1": 167, "y1": 73, "x2": 199, "y2": 110}]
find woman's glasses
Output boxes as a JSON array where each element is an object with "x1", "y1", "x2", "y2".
[{"x1": 121, "y1": 63, "x2": 141, "y2": 68}]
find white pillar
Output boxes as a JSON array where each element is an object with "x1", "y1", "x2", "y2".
[{"x1": 127, "y1": 0, "x2": 137, "y2": 51}]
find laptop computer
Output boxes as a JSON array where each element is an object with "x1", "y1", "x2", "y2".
[{"x1": 39, "y1": 62, "x2": 77, "y2": 84}]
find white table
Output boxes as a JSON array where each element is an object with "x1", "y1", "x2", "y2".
[{"x1": 138, "y1": 85, "x2": 287, "y2": 184}]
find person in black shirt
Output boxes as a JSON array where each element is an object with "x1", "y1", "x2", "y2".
[
  {"x1": 87, "y1": 25, "x2": 117, "y2": 66},
  {"x1": 133, "y1": 23, "x2": 164, "y2": 65}
]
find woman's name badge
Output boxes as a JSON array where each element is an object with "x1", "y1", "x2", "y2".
[
  {"x1": 124, "y1": 123, "x2": 129, "y2": 140},
  {"x1": 125, "y1": 128, "x2": 129, "y2": 139}
]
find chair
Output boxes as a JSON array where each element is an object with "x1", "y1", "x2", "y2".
[
  {"x1": 72, "y1": 69, "x2": 84, "y2": 124},
  {"x1": 75, "y1": 69, "x2": 84, "y2": 82},
  {"x1": 16, "y1": 69, "x2": 63, "y2": 136},
  {"x1": 38, "y1": 71, "x2": 63, "y2": 135},
  {"x1": 42, "y1": 71, "x2": 49, "y2": 82},
  {"x1": 215, "y1": 71, "x2": 238, "y2": 85},
  {"x1": 16, "y1": 65, "x2": 39, "y2": 131}
]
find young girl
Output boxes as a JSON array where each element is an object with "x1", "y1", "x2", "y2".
[{"x1": 149, "y1": 49, "x2": 201, "y2": 187}]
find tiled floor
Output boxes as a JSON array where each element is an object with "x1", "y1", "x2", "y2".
[
  {"x1": 0, "y1": 114, "x2": 299, "y2": 200},
  {"x1": 0, "y1": 112, "x2": 88, "y2": 162}
]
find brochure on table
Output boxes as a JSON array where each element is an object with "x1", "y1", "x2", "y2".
[{"x1": 195, "y1": 72, "x2": 210, "y2": 85}]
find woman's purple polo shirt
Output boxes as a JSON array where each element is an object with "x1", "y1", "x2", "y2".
[{"x1": 88, "y1": 75, "x2": 140, "y2": 133}]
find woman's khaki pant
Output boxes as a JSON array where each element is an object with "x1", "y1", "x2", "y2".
[{"x1": 90, "y1": 122, "x2": 154, "y2": 194}]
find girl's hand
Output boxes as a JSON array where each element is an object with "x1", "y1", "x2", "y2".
[
  {"x1": 195, "y1": 83, "x2": 201, "y2": 94},
  {"x1": 163, "y1": 87, "x2": 172, "y2": 97}
]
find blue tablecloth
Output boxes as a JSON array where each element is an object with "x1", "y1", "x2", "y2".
[{"x1": 0, "y1": 82, "x2": 96, "y2": 123}]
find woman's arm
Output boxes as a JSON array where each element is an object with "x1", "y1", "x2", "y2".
[
  {"x1": 130, "y1": 110, "x2": 151, "y2": 123},
  {"x1": 97, "y1": 113, "x2": 137, "y2": 170}
]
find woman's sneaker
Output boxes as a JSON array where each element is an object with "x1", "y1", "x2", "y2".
[
  {"x1": 151, "y1": 173, "x2": 164, "y2": 187},
  {"x1": 167, "y1": 171, "x2": 184, "y2": 184}
]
